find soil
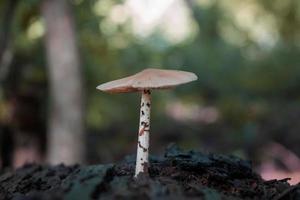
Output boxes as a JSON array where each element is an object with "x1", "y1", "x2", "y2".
[{"x1": 0, "y1": 144, "x2": 299, "y2": 200}]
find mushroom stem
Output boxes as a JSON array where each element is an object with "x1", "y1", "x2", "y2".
[{"x1": 135, "y1": 89, "x2": 151, "y2": 177}]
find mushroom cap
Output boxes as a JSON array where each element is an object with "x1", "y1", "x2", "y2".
[{"x1": 96, "y1": 68, "x2": 198, "y2": 93}]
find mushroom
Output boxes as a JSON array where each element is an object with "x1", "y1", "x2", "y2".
[{"x1": 96, "y1": 68, "x2": 198, "y2": 177}]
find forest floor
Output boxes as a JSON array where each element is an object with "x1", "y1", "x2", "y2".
[{"x1": 0, "y1": 144, "x2": 299, "y2": 200}]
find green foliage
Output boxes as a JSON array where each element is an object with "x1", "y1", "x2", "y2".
[{"x1": 1, "y1": 0, "x2": 300, "y2": 157}]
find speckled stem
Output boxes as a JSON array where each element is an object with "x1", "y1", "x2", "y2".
[{"x1": 135, "y1": 90, "x2": 151, "y2": 177}]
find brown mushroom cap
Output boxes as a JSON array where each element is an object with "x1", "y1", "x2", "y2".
[{"x1": 96, "y1": 68, "x2": 198, "y2": 93}]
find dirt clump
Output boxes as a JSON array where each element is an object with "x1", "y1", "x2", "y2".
[{"x1": 0, "y1": 144, "x2": 299, "y2": 200}]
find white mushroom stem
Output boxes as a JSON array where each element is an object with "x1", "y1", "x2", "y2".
[{"x1": 135, "y1": 89, "x2": 151, "y2": 177}]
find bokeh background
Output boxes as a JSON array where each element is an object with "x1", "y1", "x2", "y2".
[{"x1": 0, "y1": 0, "x2": 299, "y2": 184}]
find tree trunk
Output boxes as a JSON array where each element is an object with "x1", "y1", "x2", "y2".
[
  {"x1": 0, "y1": 0, "x2": 18, "y2": 69},
  {"x1": 41, "y1": 0, "x2": 85, "y2": 164}
]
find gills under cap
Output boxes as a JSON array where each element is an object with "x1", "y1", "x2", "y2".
[{"x1": 96, "y1": 68, "x2": 198, "y2": 93}]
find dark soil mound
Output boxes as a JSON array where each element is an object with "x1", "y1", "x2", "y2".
[{"x1": 0, "y1": 144, "x2": 299, "y2": 200}]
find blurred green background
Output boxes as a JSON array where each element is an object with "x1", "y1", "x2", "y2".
[{"x1": 0, "y1": 0, "x2": 299, "y2": 182}]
